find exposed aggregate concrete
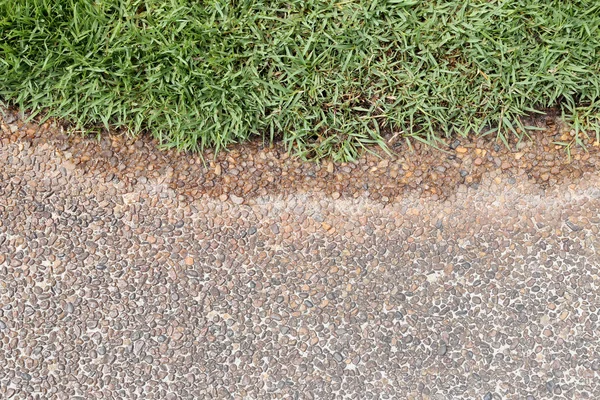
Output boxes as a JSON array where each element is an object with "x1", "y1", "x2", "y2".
[{"x1": 1, "y1": 110, "x2": 600, "y2": 399}]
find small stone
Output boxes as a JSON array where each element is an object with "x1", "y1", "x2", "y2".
[
  {"x1": 219, "y1": 194, "x2": 228, "y2": 201},
  {"x1": 456, "y1": 146, "x2": 468, "y2": 153},
  {"x1": 248, "y1": 226, "x2": 257, "y2": 235},
  {"x1": 230, "y1": 194, "x2": 244, "y2": 205},
  {"x1": 332, "y1": 192, "x2": 340, "y2": 200},
  {"x1": 474, "y1": 158, "x2": 483, "y2": 166},
  {"x1": 449, "y1": 139, "x2": 461, "y2": 150},
  {"x1": 378, "y1": 159, "x2": 389, "y2": 169},
  {"x1": 483, "y1": 393, "x2": 493, "y2": 400},
  {"x1": 333, "y1": 352, "x2": 343, "y2": 362},
  {"x1": 554, "y1": 385, "x2": 562, "y2": 395},
  {"x1": 0, "y1": 320, "x2": 6, "y2": 330},
  {"x1": 438, "y1": 344, "x2": 447, "y2": 356},
  {"x1": 566, "y1": 220, "x2": 583, "y2": 232},
  {"x1": 3, "y1": 113, "x2": 16, "y2": 124},
  {"x1": 460, "y1": 170, "x2": 469, "y2": 177},
  {"x1": 185, "y1": 257, "x2": 194, "y2": 266},
  {"x1": 543, "y1": 329, "x2": 553, "y2": 337}
]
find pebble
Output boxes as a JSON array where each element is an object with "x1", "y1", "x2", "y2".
[
  {"x1": 230, "y1": 194, "x2": 244, "y2": 204},
  {"x1": 438, "y1": 344, "x2": 447, "y2": 356},
  {"x1": 566, "y1": 220, "x2": 583, "y2": 232}
]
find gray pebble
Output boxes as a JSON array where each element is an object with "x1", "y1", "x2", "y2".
[{"x1": 438, "y1": 344, "x2": 447, "y2": 356}]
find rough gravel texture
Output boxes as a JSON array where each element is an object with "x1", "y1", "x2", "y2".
[{"x1": 1, "y1": 110, "x2": 600, "y2": 399}]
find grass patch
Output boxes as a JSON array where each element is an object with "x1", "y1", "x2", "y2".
[{"x1": 1, "y1": 0, "x2": 599, "y2": 161}]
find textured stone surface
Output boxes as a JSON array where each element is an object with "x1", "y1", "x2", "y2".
[{"x1": 1, "y1": 110, "x2": 600, "y2": 399}]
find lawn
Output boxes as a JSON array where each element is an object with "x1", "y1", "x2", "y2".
[{"x1": 1, "y1": 0, "x2": 599, "y2": 160}]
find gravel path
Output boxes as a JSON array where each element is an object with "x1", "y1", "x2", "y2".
[{"x1": 2, "y1": 113, "x2": 600, "y2": 399}]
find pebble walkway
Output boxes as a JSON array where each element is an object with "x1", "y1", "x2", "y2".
[{"x1": 1, "y1": 112, "x2": 600, "y2": 399}]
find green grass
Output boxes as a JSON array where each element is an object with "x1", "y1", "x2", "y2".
[{"x1": 1, "y1": 0, "x2": 599, "y2": 161}]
